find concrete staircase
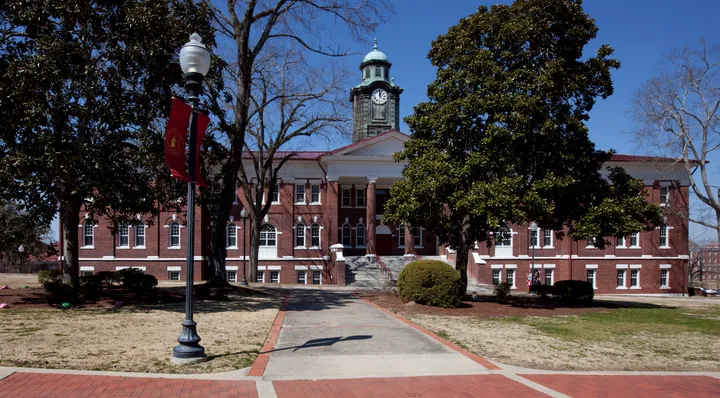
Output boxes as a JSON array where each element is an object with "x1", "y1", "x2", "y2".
[{"x1": 345, "y1": 256, "x2": 393, "y2": 290}]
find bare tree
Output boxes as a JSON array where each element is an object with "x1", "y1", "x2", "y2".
[
  {"x1": 200, "y1": 0, "x2": 390, "y2": 286},
  {"x1": 633, "y1": 39, "x2": 720, "y2": 240}
]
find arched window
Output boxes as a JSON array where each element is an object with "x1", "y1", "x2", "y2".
[
  {"x1": 341, "y1": 223, "x2": 352, "y2": 246},
  {"x1": 295, "y1": 223, "x2": 306, "y2": 248},
  {"x1": 356, "y1": 223, "x2": 365, "y2": 247},
  {"x1": 82, "y1": 220, "x2": 94, "y2": 247},
  {"x1": 260, "y1": 224, "x2": 277, "y2": 247},
  {"x1": 169, "y1": 221, "x2": 181, "y2": 248},
  {"x1": 310, "y1": 224, "x2": 321, "y2": 248},
  {"x1": 134, "y1": 222, "x2": 145, "y2": 247},
  {"x1": 227, "y1": 223, "x2": 237, "y2": 248},
  {"x1": 118, "y1": 223, "x2": 129, "y2": 248}
]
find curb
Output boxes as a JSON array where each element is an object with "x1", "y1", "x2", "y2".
[
  {"x1": 247, "y1": 296, "x2": 290, "y2": 377},
  {"x1": 362, "y1": 297, "x2": 502, "y2": 371}
]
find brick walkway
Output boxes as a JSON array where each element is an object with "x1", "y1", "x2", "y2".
[
  {"x1": 522, "y1": 374, "x2": 720, "y2": 398},
  {"x1": 0, "y1": 373, "x2": 258, "y2": 398}
]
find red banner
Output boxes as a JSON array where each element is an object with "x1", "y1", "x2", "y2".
[
  {"x1": 194, "y1": 112, "x2": 210, "y2": 188},
  {"x1": 164, "y1": 98, "x2": 192, "y2": 182}
]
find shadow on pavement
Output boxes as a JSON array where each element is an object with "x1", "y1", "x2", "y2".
[{"x1": 261, "y1": 335, "x2": 373, "y2": 354}]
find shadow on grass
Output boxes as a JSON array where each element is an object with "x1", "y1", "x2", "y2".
[{"x1": 467, "y1": 295, "x2": 674, "y2": 310}]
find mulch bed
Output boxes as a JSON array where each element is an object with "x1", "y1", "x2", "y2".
[
  {"x1": 363, "y1": 292, "x2": 623, "y2": 317},
  {"x1": 0, "y1": 284, "x2": 266, "y2": 310}
]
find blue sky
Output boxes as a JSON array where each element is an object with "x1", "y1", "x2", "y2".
[{"x1": 50, "y1": 0, "x2": 720, "y2": 240}]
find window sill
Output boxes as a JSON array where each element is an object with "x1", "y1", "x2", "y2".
[
  {"x1": 660, "y1": 203, "x2": 668, "y2": 207},
  {"x1": 132, "y1": 246, "x2": 146, "y2": 250},
  {"x1": 309, "y1": 246, "x2": 321, "y2": 250},
  {"x1": 415, "y1": 246, "x2": 424, "y2": 249},
  {"x1": 616, "y1": 286, "x2": 628, "y2": 290},
  {"x1": 343, "y1": 245, "x2": 353, "y2": 249},
  {"x1": 81, "y1": 246, "x2": 95, "y2": 249},
  {"x1": 355, "y1": 245, "x2": 366, "y2": 248},
  {"x1": 295, "y1": 202, "x2": 306, "y2": 206},
  {"x1": 295, "y1": 246, "x2": 307, "y2": 250},
  {"x1": 341, "y1": 205, "x2": 353, "y2": 208},
  {"x1": 227, "y1": 247, "x2": 238, "y2": 250},
  {"x1": 116, "y1": 247, "x2": 130, "y2": 250},
  {"x1": 271, "y1": 201, "x2": 281, "y2": 205},
  {"x1": 399, "y1": 245, "x2": 405, "y2": 249},
  {"x1": 629, "y1": 246, "x2": 641, "y2": 249},
  {"x1": 629, "y1": 286, "x2": 641, "y2": 290},
  {"x1": 660, "y1": 286, "x2": 671, "y2": 289},
  {"x1": 168, "y1": 247, "x2": 182, "y2": 250},
  {"x1": 659, "y1": 246, "x2": 671, "y2": 249},
  {"x1": 309, "y1": 202, "x2": 322, "y2": 205},
  {"x1": 355, "y1": 205, "x2": 366, "y2": 209}
]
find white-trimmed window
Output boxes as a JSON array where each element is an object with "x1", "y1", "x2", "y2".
[
  {"x1": 312, "y1": 270, "x2": 322, "y2": 285},
  {"x1": 660, "y1": 269, "x2": 669, "y2": 288},
  {"x1": 342, "y1": 188, "x2": 352, "y2": 207},
  {"x1": 272, "y1": 182, "x2": 280, "y2": 204},
  {"x1": 260, "y1": 224, "x2": 277, "y2": 246},
  {"x1": 617, "y1": 270, "x2": 626, "y2": 288},
  {"x1": 81, "y1": 271, "x2": 93, "y2": 277},
  {"x1": 356, "y1": 188, "x2": 365, "y2": 207},
  {"x1": 660, "y1": 186, "x2": 669, "y2": 205},
  {"x1": 413, "y1": 227, "x2": 422, "y2": 247},
  {"x1": 257, "y1": 271, "x2": 265, "y2": 283},
  {"x1": 544, "y1": 269, "x2": 554, "y2": 286},
  {"x1": 295, "y1": 184, "x2": 306, "y2": 204},
  {"x1": 587, "y1": 236, "x2": 597, "y2": 248},
  {"x1": 506, "y1": 269, "x2": 515, "y2": 288},
  {"x1": 310, "y1": 184, "x2": 321, "y2": 204},
  {"x1": 295, "y1": 223, "x2": 306, "y2": 248},
  {"x1": 270, "y1": 270, "x2": 280, "y2": 283},
  {"x1": 530, "y1": 229, "x2": 539, "y2": 248},
  {"x1": 134, "y1": 222, "x2": 145, "y2": 247},
  {"x1": 630, "y1": 269, "x2": 640, "y2": 288},
  {"x1": 630, "y1": 232, "x2": 640, "y2": 247},
  {"x1": 495, "y1": 226, "x2": 512, "y2": 247},
  {"x1": 169, "y1": 221, "x2": 181, "y2": 248},
  {"x1": 660, "y1": 226, "x2": 669, "y2": 248},
  {"x1": 341, "y1": 223, "x2": 352, "y2": 246},
  {"x1": 82, "y1": 220, "x2": 94, "y2": 247},
  {"x1": 356, "y1": 223, "x2": 365, "y2": 247},
  {"x1": 310, "y1": 224, "x2": 321, "y2": 248},
  {"x1": 399, "y1": 225, "x2": 405, "y2": 247},
  {"x1": 169, "y1": 271, "x2": 180, "y2": 281},
  {"x1": 118, "y1": 224, "x2": 129, "y2": 248},
  {"x1": 543, "y1": 229, "x2": 553, "y2": 247},
  {"x1": 227, "y1": 223, "x2": 237, "y2": 248},
  {"x1": 586, "y1": 269, "x2": 596, "y2": 289},
  {"x1": 227, "y1": 270, "x2": 237, "y2": 282},
  {"x1": 492, "y1": 269, "x2": 501, "y2": 285},
  {"x1": 617, "y1": 236, "x2": 626, "y2": 248},
  {"x1": 297, "y1": 271, "x2": 307, "y2": 284}
]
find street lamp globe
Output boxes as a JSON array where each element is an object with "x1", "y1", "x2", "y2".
[
  {"x1": 529, "y1": 221, "x2": 538, "y2": 232},
  {"x1": 240, "y1": 208, "x2": 247, "y2": 220},
  {"x1": 18, "y1": 244, "x2": 25, "y2": 253},
  {"x1": 179, "y1": 33, "x2": 211, "y2": 77}
]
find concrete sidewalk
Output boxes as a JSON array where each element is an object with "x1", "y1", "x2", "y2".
[{"x1": 261, "y1": 288, "x2": 491, "y2": 379}]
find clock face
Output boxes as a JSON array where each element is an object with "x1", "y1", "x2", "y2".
[{"x1": 371, "y1": 89, "x2": 388, "y2": 105}]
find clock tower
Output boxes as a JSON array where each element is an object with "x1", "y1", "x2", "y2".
[{"x1": 349, "y1": 39, "x2": 403, "y2": 142}]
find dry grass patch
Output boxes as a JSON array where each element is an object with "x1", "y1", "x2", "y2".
[
  {"x1": 406, "y1": 300, "x2": 720, "y2": 372},
  {"x1": 0, "y1": 295, "x2": 281, "y2": 374}
]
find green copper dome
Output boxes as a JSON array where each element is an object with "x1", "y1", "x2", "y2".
[{"x1": 362, "y1": 38, "x2": 389, "y2": 64}]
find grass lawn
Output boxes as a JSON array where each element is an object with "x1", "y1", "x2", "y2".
[
  {"x1": 0, "y1": 275, "x2": 282, "y2": 374},
  {"x1": 405, "y1": 297, "x2": 720, "y2": 371}
]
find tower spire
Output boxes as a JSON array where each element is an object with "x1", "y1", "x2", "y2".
[{"x1": 373, "y1": 37, "x2": 378, "y2": 50}]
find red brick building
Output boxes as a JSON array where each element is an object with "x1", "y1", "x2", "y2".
[{"x1": 62, "y1": 43, "x2": 691, "y2": 294}]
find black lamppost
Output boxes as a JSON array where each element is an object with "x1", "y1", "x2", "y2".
[
  {"x1": 529, "y1": 221, "x2": 538, "y2": 290},
  {"x1": 18, "y1": 245, "x2": 24, "y2": 274},
  {"x1": 240, "y1": 209, "x2": 248, "y2": 286},
  {"x1": 172, "y1": 33, "x2": 210, "y2": 365}
]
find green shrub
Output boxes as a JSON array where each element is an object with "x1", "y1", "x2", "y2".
[
  {"x1": 552, "y1": 280, "x2": 594, "y2": 304},
  {"x1": 397, "y1": 260, "x2": 461, "y2": 308},
  {"x1": 494, "y1": 282, "x2": 511, "y2": 302},
  {"x1": 44, "y1": 282, "x2": 79, "y2": 305},
  {"x1": 38, "y1": 269, "x2": 63, "y2": 285},
  {"x1": 534, "y1": 284, "x2": 554, "y2": 298},
  {"x1": 95, "y1": 271, "x2": 117, "y2": 285},
  {"x1": 80, "y1": 275, "x2": 104, "y2": 299},
  {"x1": 115, "y1": 268, "x2": 157, "y2": 291}
]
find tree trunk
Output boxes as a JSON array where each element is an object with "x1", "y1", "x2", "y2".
[
  {"x1": 206, "y1": 218, "x2": 230, "y2": 287},
  {"x1": 249, "y1": 218, "x2": 261, "y2": 282},
  {"x1": 454, "y1": 215, "x2": 472, "y2": 297},
  {"x1": 60, "y1": 198, "x2": 81, "y2": 289}
]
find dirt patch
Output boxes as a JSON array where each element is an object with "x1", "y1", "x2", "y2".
[
  {"x1": 0, "y1": 294, "x2": 282, "y2": 374},
  {"x1": 363, "y1": 292, "x2": 621, "y2": 317}
]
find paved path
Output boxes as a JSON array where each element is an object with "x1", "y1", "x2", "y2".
[
  {"x1": 262, "y1": 288, "x2": 491, "y2": 379},
  {"x1": 3, "y1": 286, "x2": 720, "y2": 397}
]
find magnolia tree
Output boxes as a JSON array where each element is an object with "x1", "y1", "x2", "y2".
[{"x1": 383, "y1": 0, "x2": 663, "y2": 293}]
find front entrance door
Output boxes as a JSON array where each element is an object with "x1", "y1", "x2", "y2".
[{"x1": 376, "y1": 235, "x2": 393, "y2": 255}]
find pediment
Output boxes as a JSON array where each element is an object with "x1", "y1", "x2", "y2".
[{"x1": 325, "y1": 130, "x2": 409, "y2": 158}]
